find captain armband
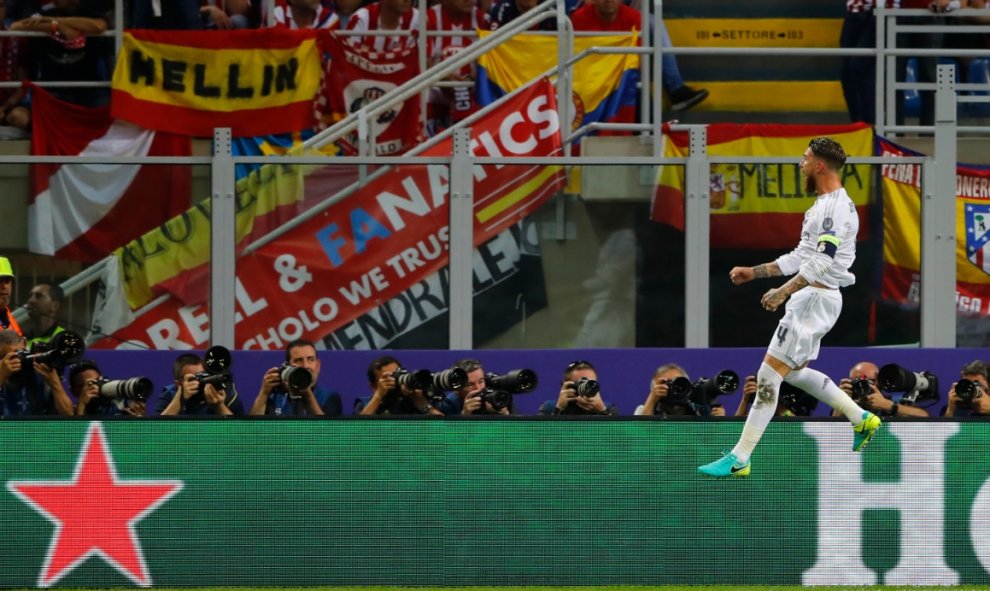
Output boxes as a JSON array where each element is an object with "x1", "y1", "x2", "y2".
[{"x1": 816, "y1": 232, "x2": 840, "y2": 258}]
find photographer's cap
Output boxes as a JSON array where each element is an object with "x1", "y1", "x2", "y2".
[{"x1": 0, "y1": 257, "x2": 13, "y2": 279}]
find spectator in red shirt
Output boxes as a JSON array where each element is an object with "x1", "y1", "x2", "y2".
[
  {"x1": 425, "y1": 0, "x2": 487, "y2": 135},
  {"x1": 346, "y1": 0, "x2": 419, "y2": 52},
  {"x1": 0, "y1": 0, "x2": 31, "y2": 133},
  {"x1": 269, "y1": 0, "x2": 338, "y2": 29},
  {"x1": 571, "y1": 0, "x2": 707, "y2": 112},
  {"x1": 569, "y1": 0, "x2": 639, "y2": 32}
]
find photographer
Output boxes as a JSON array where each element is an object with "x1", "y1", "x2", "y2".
[
  {"x1": 355, "y1": 355, "x2": 444, "y2": 416},
  {"x1": 835, "y1": 362, "x2": 930, "y2": 418},
  {"x1": 736, "y1": 375, "x2": 819, "y2": 417},
  {"x1": 636, "y1": 363, "x2": 726, "y2": 417},
  {"x1": 250, "y1": 339, "x2": 342, "y2": 416},
  {"x1": 68, "y1": 360, "x2": 146, "y2": 417},
  {"x1": 24, "y1": 282, "x2": 66, "y2": 348},
  {"x1": 157, "y1": 353, "x2": 243, "y2": 416},
  {"x1": 538, "y1": 360, "x2": 618, "y2": 416},
  {"x1": 945, "y1": 360, "x2": 990, "y2": 417},
  {"x1": 0, "y1": 329, "x2": 73, "y2": 416},
  {"x1": 437, "y1": 359, "x2": 511, "y2": 416}
]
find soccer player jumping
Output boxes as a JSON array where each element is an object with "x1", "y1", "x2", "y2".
[{"x1": 698, "y1": 137, "x2": 881, "y2": 479}]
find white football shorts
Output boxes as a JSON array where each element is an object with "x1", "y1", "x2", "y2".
[{"x1": 766, "y1": 286, "x2": 842, "y2": 368}]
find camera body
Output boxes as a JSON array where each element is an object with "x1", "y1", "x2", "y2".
[
  {"x1": 15, "y1": 330, "x2": 85, "y2": 371},
  {"x1": 690, "y1": 370, "x2": 740, "y2": 406},
  {"x1": 277, "y1": 363, "x2": 313, "y2": 398},
  {"x1": 476, "y1": 369, "x2": 538, "y2": 413},
  {"x1": 479, "y1": 389, "x2": 513, "y2": 412},
  {"x1": 850, "y1": 378, "x2": 874, "y2": 402},
  {"x1": 956, "y1": 378, "x2": 984, "y2": 407},
  {"x1": 662, "y1": 376, "x2": 694, "y2": 405},
  {"x1": 657, "y1": 370, "x2": 738, "y2": 416},
  {"x1": 570, "y1": 377, "x2": 600, "y2": 398},
  {"x1": 391, "y1": 368, "x2": 433, "y2": 392},
  {"x1": 96, "y1": 376, "x2": 153, "y2": 402},
  {"x1": 194, "y1": 345, "x2": 234, "y2": 394}
]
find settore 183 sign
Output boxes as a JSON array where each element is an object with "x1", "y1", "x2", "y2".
[
  {"x1": 0, "y1": 421, "x2": 988, "y2": 587},
  {"x1": 667, "y1": 18, "x2": 843, "y2": 48}
]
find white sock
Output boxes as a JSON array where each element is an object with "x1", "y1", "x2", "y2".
[
  {"x1": 784, "y1": 366, "x2": 865, "y2": 423},
  {"x1": 731, "y1": 362, "x2": 782, "y2": 464}
]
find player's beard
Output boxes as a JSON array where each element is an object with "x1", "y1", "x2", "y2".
[{"x1": 805, "y1": 173, "x2": 816, "y2": 194}]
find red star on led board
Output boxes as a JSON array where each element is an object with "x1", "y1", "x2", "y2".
[{"x1": 7, "y1": 422, "x2": 183, "y2": 587}]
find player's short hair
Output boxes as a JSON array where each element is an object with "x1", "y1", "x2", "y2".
[{"x1": 809, "y1": 137, "x2": 847, "y2": 170}]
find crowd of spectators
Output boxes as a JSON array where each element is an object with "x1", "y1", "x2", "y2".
[
  {"x1": 0, "y1": 0, "x2": 710, "y2": 141},
  {"x1": 1, "y1": 0, "x2": 986, "y2": 142}
]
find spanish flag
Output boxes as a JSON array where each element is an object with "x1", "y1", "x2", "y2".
[
  {"x1": 476, "y1": 31, "x2": 639, "y2": 133},
  {"x1": 651, "y1": 123, "x2": 874, "y2": 249},
  {"x1": 112, "y1": 29, "x2": 323, "y2": 137}
]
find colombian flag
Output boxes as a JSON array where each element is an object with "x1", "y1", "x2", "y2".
[
  {"x1": 112, "y1": 29, "x2": 323, "y2": 137},
  {"x1": 879, "y1": 137, "x2": 990, "y2": 316},
  {"x1": 476, "y1": 31, "x2": 639, "y2": 133},
  {"x1": 651, "y1": 123, "x2": 874, "y2": 249}
]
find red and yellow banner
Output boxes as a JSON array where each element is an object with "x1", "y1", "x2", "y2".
[
  {"x1": 111, "y1": 29, "x2": 323, "y2": 137},
  {"x1": 651, "y1": 123, "x2": 873, "y2": 249},
  {"x1": 879, "y1": 138, "x2": 990, "y2": 316},
  {"x1": 93, "y1": 79, "x2": 563, "y2": 349}
]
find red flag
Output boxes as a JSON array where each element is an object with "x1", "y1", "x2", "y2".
[
  {"x1": 317, "y1": 33, "x2": 423, "y2": 155},
  {"x1": 28, "y1": 86, "x2": 191, "y2": 262}
]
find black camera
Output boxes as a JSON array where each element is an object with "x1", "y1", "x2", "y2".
[
  {"x1": 878, "y1": 363, "x2": 939, "y2": 406},
  {"x1": 431, "y1": 367, "x2": 468, "y2": 391},
  {"x1": 486, "y1": 369, "x2": 538, "y2": 394},
  {"x1": 480, "y1": 389, "x2": 513, "y2": 412},
  {"x1": 194, "y1": 345, "x2": 234, "y2": 392},
  {"x1": 689, "y1": 370, "x2": 740, "y2": 406},
  {"x1": 956, "y1": 378, "x2": 984, "y2": 406},
  {"x1": 570, "y1": 377, "x2": 600, "y2": 398},
  {"x1": 277, "y1": 363, "x2": 313, "y2": 397},
  {"x1": 16, "y1": 330, "x2": 85, "y2": 371},
  {"x1": 779, "y1": 382, "x2": 818, "y2": 416},
  {"x1": 850, "y1": 378, "x2": 874, "y2": 401},
  {"x1": 476, "y1": 369, "x2": 539, "y2": 413},
  {"x1": 95, "y1": 376, "x2": 153, "y2": 402},
  {"x1": 662, "y1": 376, "x2": 694, "y2": 404},
  {"x1": 391, "y1": 368, "x2": 433, "y2": 391}
]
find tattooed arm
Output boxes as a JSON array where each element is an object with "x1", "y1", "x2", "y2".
[
  {"x1": 760, "y1": 274, "x2": 809, "y2": 312},
  {"x1": 728, "y1": 262, "x2": 783, "y2": 285}
]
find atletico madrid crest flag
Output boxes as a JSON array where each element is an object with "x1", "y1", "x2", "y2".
[
  {"x1": 317, "y1": 32, "x2": 423, "y2": 156},
  {"x1": 879, "y1": 137, "x2": 990, "y2": 316}
]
